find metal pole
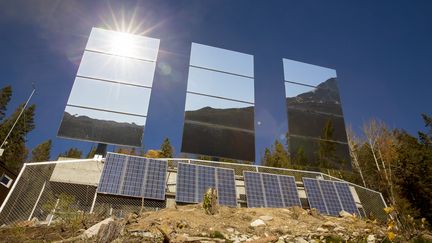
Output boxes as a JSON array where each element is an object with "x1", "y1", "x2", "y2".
[
  {"x1": 90, "y1": 191, "x2": 98, "y2": 214},
  {"x1": 48, "y1": 198, "x2": 60, "y2": 226},
  {"x1": 0, "y1": 86, "x2": 36, "y2": 151},
  {"x1": 28, "y1": 181, "x2": 46, "y2": 221},
  {"x1": 0, "y1": 164, "x2": 27, "y2": 213}
]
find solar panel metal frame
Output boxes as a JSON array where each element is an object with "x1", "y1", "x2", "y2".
[
  {"x1": 97, "y1": 152, "x2": 167, "y2": 200},
  {"x1": 175, "y1": 162, "x2": 237, "y2": 207},
  {"x1": 244, "y1": 171, "x2": 301, "y2": 208}
]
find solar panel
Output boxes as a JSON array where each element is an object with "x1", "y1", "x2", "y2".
[
  {"x1": 176, "y1": 163, "x2": 237, "y2": 207},
  {"x1": 98, "y1": 153, "x2": 167, "y2": 200},
  {"x1": 216, "y1": 168, "x2": 237, "y2": 207},
  {"x1": 121, "y1": 156, "x2": 145, "y2": 197},
  {"x1": 319, "y1": 180, "x2": 343, "y2": 216},
  {"x1": 175, "y1": 163, "x2": 197, "y2": 203},
  {"x1": 98, "y1": 153, "x2": 126, "y2": 194},
  {"x1": 262, "y1": 174, "x2": 284, "y2": 207},
  {"x1": 244, "y1": 172, "x2": 301, "y2": 208},
  {"x1": 334, "y1": 181, "x2": 359, "y2": 215},
  {"x1": 143, "y1": 159, "x2": 168, "y2": 200},
  {"x1": 243, "y1": 172, "x2": 265, "y2": 207},
  {"x1": 197, "y1": 166, "x2": 216, "y2": 202},
  {"x1": 303, "y1": 178, "x2": 359, "y2": 217},
  {"x1": 279, "y1": 176, "x2": 302, "y2": 207},
  {"x1": 302, "y1": 178, "x2": 328, "y2": 214}
]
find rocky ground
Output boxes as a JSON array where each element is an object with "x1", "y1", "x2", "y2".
[{"x1": 1, "y1": 204, "x2": 431, "y2": 242}]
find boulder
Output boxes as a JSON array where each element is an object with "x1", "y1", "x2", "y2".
[
  {"x1": 367, "y1": 234, "x2": 376, "y2": 243},
  {"x1": 250, "y1": 219, "x2": 266, "y2": 227},
  {"x1": 259, "y1": 215, "x2": 273, "y2": 221}
]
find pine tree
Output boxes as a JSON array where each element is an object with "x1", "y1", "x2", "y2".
[
  {"x1": 160, "y1": 138, "x2": 173, "y2": 158},
  {"x1": 418, "y1": 113, "x2": 432, "y2": 147},
  {"x1": 0, "y1": 85, "x2": 12, "y2": 121},
  {"x1": 59, "y1": 147, "x2": 83, "y2": 159},
  {"x1": 0, "y1": 104, "x2": 35, "y2": 172},
  {"x1": 31, "y1": 140, "x2": 52, "y2": 162}
]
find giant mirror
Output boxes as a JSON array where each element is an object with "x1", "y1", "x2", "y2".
[
  {"x1": 283, "y1": 59, "x2": 351, "y2": 170},
  {"x1": 58, "y1": 28, "x2": 160, "y2": 147},
  {"x1": 181, "y1": 43, "x2": 255, "y2": 161}
]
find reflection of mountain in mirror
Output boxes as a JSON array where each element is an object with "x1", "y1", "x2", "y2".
[
  {"x1": 58, "y1": 106, "x2": 145, "y2": 147},
  {"x1": 285, "y1": 78, "x2": 343, "y2": 116}
]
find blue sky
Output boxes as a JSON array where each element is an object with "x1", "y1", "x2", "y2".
[{"x1": 0, "y1": 0, "x2": 431, "y2": 162}]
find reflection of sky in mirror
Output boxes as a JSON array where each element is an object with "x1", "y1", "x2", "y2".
[
  {"x1": 185, "y1": 93, "x2": 252, "y2": 112},
  {"x1": 65, "y1": 106, "x2": 146, "y2": 126},
  {"x1": 187, "y1": 67, "x2": 254, "y2": 103},
  {"x1": 77, "y1": 51, "x2": 156, "y2": 87},
  {"x1": 67, "y1": 77, "x2": 151, "y2": 116},
  {"x1": 283, "y1": 59, "x2": 336, "y2": 86},
  {"x1": 190, "y1": 43, "x2": 254, "y2": 77},
  {"x1": 284, "y1": 82, "x2": 316, "y2": 98},
  {"x1": 86, "y1": 28, "x2": 160, "y2": 61}
]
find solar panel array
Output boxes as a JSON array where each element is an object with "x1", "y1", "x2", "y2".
[
  {"x1": 243, "y1": 171, "x2": 301, "y2": 208},
  {"x1": 302, "y1": 178, "x2": 359, "y2": 216},
  {"x1": 176, "y1": 163, "x2": 237, "y2": 207},
  {"x1": 98, "y1": 153, "x2": 167, "y2": 200}
]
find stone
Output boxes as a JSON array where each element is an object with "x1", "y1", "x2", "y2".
[
  {"x1": 83, "y1": 217, "x2": 114, "y2": 239},
  {"x1": 294, "y1": 237, "x2": 308, "y2": 243},
  {"x1": 250, "y1": 219, "x2": 266, "y2": 227},
  {"x1": 226, "y1": 228, "x2": 235, "y2": 233},
  {"x1": 316, "y1": 227, "x2": 328, "y2": 233},
  {"x1": 352, "y1": 232, "x2": 360, "y2": 237},
  {"x1": 339, "y1": 210, "x2": 353, "y2": 218},
  {"x1": 96, "y1": 221, "x2": 123, "y2": 243},
  {"x1": 334, "y1": 226, "x2": 345, "y2": 232},
  {"x1": 422, "y1": 234, "x2": 432, "y2": 241},
  {"x1": 322, "y1": 221, "x2": 337, "y2": 228},
  {"x1": 367, "y1": 234, "x2": 376, "y2": 243},
  {"x1": 259, "y1": 215, "x2": 274, "y2": 221}
]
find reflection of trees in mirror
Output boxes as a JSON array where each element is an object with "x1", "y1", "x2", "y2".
[
  {"x1": 262, "y1": 140, "x2": 290, "y2": 168},
  {"x1": 318, "y1": 119, "x2": 337, "y2": 167},
  {"x1": 196, "y1": 154, "x2": 253, "y2": 164},
  {"x1": 58, "y1": 147, "x2": 82, "y2": 159}
]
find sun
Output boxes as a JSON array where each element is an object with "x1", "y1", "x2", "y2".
[{"x1": 109, "y1": 32, "x2": 136, "y2": 57}]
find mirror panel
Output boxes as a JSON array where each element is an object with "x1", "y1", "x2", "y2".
[
  {"x1": 187, "y1": 66, "x2": 254, "y2": 103},
  {"x1": 67, "y1": 77, "x2": 151, "y2": 116},
  {"x1": 283, "y1": 58, "x2": 336, "y2": 86},
  {"x1": 287, "y1": 109, "x2": 347, "y2": 142},
  {"x1": 289, "y1": 136, "x2": 351, "y2": 170},
  {"x1": 190, "y1": 43, "x2": 254, "y2": 77},
  {"x1": 184, "y1": 93, "x2": 254, "y2": 130},
  {"x1": 77, "y1": 51, "x2": 156, "y2": 87},
  {"x1": 86, "y1": 27, "x2": 160, "y2": 61}
]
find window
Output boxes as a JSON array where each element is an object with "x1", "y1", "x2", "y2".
[{"x1": 0, "y1": 174, "x2": 13, "y2": 188}]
